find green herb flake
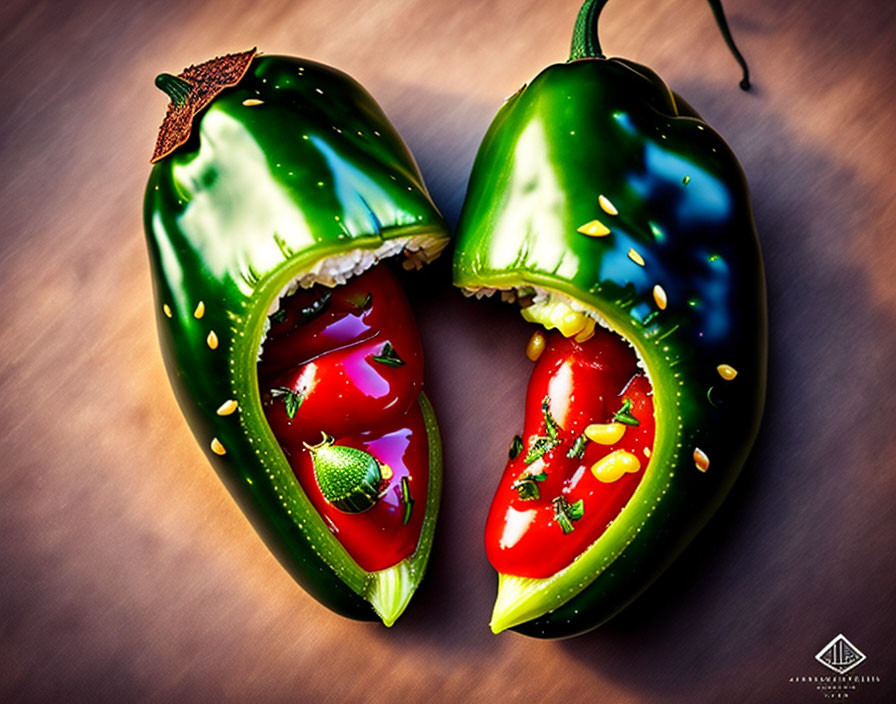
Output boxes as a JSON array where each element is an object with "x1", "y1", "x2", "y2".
[
  {"x1": 299, "y1": 290, "x2": 331, "y2": 322},
  {"x1": 508, "y1": 434, "x2": 523, "y2": 460},
  {"x1": 541, "y1": 397, "x2": 561, "y2": 440},
  {"x1": 523, "y1": 436, "x2": 557, "y2": 464},
  {"x1": 613, "y1": 398, "x2": 640, "y2": 426},
  {"x1": 512, "y1": 470, "x2": 548, "y2": 501},
  {"x1": 567, "y1": 433, "x2": 587, "y2": 459},
  {"x1": 371, "y1": 342, "x2": 405, "y2": 367},
  {"x1": 271, "y1": 387, "x2": 303, "y2": 419},
  {"x1": 401, "y1": 476, "x2": 414, "y2": 525},
  {"x1": 552, "y1": 496, "x2": 585, "y2": 534}
]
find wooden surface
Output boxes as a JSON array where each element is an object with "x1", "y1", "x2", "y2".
[{"x1": 2, "y1": 1, "x2": 896, "y2": 701}]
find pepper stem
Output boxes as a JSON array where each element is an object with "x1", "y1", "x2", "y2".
[
  {"x1": 568, "y1": 0, "x2": 751, "y2": 90},
  {"x1": 154, "y1": 73, "x2": 193, "y2": 106}
]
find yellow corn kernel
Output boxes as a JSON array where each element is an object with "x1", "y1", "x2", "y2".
[
  {"x1": 584, "y1": 422, "x2": 627, "y2": 445},
  {"x1": 591, "y1": 450, "x2": 641, "y2": 483},
  {"x1": 717, "y1": 364, "x2": 738, "y2": 380},
  {"x1": 574, "y1": 317, "x2": 597, "y2": 343},
  {"x1": 598, "y1": 195, "x2": 618, "y2": 216},
  {"x1": 193, "y1": 301, "x2": 205, "y2": 319},
  {"x1": 207, "y1": 330, "x2": 219, "y2": 349},
  {"x1": 216, "y1": 400, "x2": 238, "y2": 416},
  {"x1": 526, "y1": 330, "x2": 546, "y2": 361},
  {"x1": 210, "y1": 438, "x2": 226, "y2": 455},
  {"x1": 694, "y1": 447, "x2": 710, "y2": 472},
  {"x1": 558, "y1": 310, "x2": 588, "y2": 338},
  {"x1": 577, "y1": 219, "x2": 611, "y2": 237},
  {"x1": 653, "y1": 285, "x2": 668, "y2": 310}
]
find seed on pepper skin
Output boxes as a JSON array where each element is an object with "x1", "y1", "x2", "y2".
[
  {"x1": 526, "y1": 330, "x2": 546, "y2": 361},
  {"x1": 694, "y1": 448, "x2": 710, "y2": 472},
  {"x1": 628, "y1": 248, "x2": 645, "y2": 266},
  {"x1": 591, "y1": 450, "x2": 641, "y2": 483},
  {"x1": 242, "y1": 98, "x2": 264, "y2": 106},
  {"x1": 577, "y1": 219, "x2": 611, "y2": 237},
  {"x1": 193, "y1": 301, "x2": 205, "y2": 319},
  {"x1": 652, "y1": 285, "x2": 668, "y2": 310},
  {"x1": 378, "y1": 461, "x2": 394, "y2": 481},
  {"x1": 584, "y1": 422, "x2": 626, "y2": 445},
  {"x1": 210, "y1": 437, "x2": 226, "y2": 455},
  {"x1": 163, "y1": 304, "x2": 173, "y2": 318},
  {"x1": 717, "y1": 364, "x2": 738, "y2": 380},
  {"x1": 207, "y1": 330, "x2": 219, "y2": 349},
  {"x1": 216, "y1": 399, "x2": 238, "y2": 416},
  {"x1": 643, "y1": 446, "x2": 651, "y2": 458},
  {"x1": 598, "y1": 195, "x2": 618, "y2": 216}
]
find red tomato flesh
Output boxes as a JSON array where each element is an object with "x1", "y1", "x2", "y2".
[
  {"x1": 257, "y1": 264, "x2": 428, "y2": 572},
  {"x1": 484, "y1": 330, "x2": 655, "y2": 578}
]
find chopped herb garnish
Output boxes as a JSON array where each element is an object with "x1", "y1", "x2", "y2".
[
  {"x1": 371, "y1": 341, "x2": 405, "y2": 367},
  {"x1": 298, "y1": 291, "x2": 331, "y2": 322},
  {"x1": 352, "y1": 292, "x2": 373, "y2": 310},
  {"x1": 271, "y1": 387, "x2": 303, "y2": 419},
  {"x1": 512, "y1": 470, "x2": 548, "y2": 501},
  {"x1": 613, "y1": 398, "x2": 640, "y2": 426},
  {"x1": 508, "y1": 434, "x2": 523, "y2": 460},
  {"x1": 567, "y1": 433, "x2": 587, "y2": 459},
  {"x1": 523, "y1": 436, "x2": 557, "y2": 464},
  {"x1": 401, "y1": 476, "x2": 414, "y2": 525},
  {"x1": 522, "y1": 397, "x2": 563, "y2": 463},
  {"x1": 270, "y1": 308, "x2": 288, "y2": 324},
  {"x1": 552, "y1": 496, "x2": 585, "y2": 534},
  {"x1": 542, "y1": 397, "x2": 561, "y2": 440}
]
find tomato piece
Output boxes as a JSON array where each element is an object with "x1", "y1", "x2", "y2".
[
  {"x1": 258, "y1": 262, "x2": 429, "y2": 572},
  {"x1": 485, "y1": 329, "x2": 655, "y2": 578},
  {"x1": 262, "y1": 330, "x2": 423, "y2": 445},
  {"x1": 259, "y1": 264, "x2": 416, "y2": 379}
]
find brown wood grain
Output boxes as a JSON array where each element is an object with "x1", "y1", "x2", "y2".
[{"x1": 2, "y1": 0, "x2": 896, "y2": 701}]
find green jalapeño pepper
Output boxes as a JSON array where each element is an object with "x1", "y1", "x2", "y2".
[
  {"x1": 143, "y1": 49, "x2": 449, "y2": 626},
  {"x1": 453, "y1": 1, "x2": 766, "y2": 637}
]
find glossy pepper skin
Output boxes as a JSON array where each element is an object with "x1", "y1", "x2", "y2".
[
  {"x1": 144, "y1": 51, "x2": 449, "y2": 624},
  {"x1": 453, "y1": 0, "x2": 766, "y2": 637}
]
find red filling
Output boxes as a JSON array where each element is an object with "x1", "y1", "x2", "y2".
[
  {"x1": 257, "y1": 265, "x2": 429, "y2": 572},
  {"x1": 484, "y1": 330, "x2": 655, "y2": 578}
]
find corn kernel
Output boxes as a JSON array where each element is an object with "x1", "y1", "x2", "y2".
[
  {"x1": 585, "y1": 422, "x2": 627, "y2": 445},
  {"x1": 591, "y1": 450, "x2": 641, "y2": 483},
  {"x1": 526, "y1": 330, "x2": 546, "y2": 361},
  {"x1": 558, "y1": 310, "x2": 587, "y2": 337}
]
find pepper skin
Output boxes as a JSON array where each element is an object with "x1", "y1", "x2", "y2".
[
  {"x1": 144, "y1": 51, "x2": 449, "y2": 626},
  {"x1": 453, "y1": 0, "x2": 766, "y2": 637}
]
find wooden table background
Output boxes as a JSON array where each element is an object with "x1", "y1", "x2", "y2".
[{"x1": 2, "y1": 1, "x2": 895, "y2": 701}]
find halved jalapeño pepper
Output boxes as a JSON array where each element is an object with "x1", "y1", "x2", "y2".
[
  {"x1": 144, "y1": 49, "x2": 448, "y2": 626},
  {"x1": 454, "y1": 1, "x2": 766, "y2": 637}
]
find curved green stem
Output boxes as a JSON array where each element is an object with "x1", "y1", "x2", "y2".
[
  {"x1": 155, "y1": 73, "x2": 193, "y2": 106},
  {"x1": 569, "y1": 0, "x2": 609, "y2": 60},
  {"x1": 568, "y1": 0, "x2": 751, "y2": 91}
]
